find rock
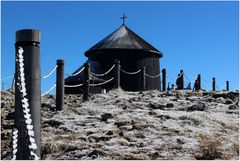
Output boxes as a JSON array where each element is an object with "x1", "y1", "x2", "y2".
[
  {"x1": 43, "y1": 119, "x2": 63, "y2": 128},
  {"x1": 187, "y1": 102, "x2": 206, "y2": 111},
  {"x1": 114, "y1": 121, "x2": 129, "y2": 127},
  {"x1": 179, "y1": 116, "x2": 190, "y2": 120},
  {"x1": 225, "y1": 99, "x2": 233, "y2": 104},
  {"x1": 88, "y1": 150, "x2": 105, "y2": 159},
  {"x1": 228, "y1": 105, "x2": 238, "y2": 110},
  {"x1": 157, "y1": 115, "x2": 171, "y2": 120},
  {"x1": 118, "y1": 130, "x2": 124, "y2": 137},
  {"x1": 106, "y1": 130, "x2": 113, "y2": 135},
  {"x1": 216, "y1": 97, "x2": 226, "y2": 104},
  {"x1": 166, "y1": 103, "x2": 174, "y2": 108},
  {"x1": 1, "y1": 102, "x2": 5, "y2": 108},
  {"x1": 101, "y1": 113, "x2": 113, "y2": 122},
  {"x1": 148, "y1": 151, "x2": 160, "y2": 160},
  {"x1": 135, "y1": 132, "x2": 145, "y2": 138},
  {"x1": 148, "y1": 111, "x2": 157, "y2": 115},
  {"x1": 148, "y1": 103, "x2": 165, "y2": 109},
  {"x1": 177, "y1": 138, "x2": 185, "y2": 144}
]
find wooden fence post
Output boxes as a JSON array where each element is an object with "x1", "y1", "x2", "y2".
[
  {"x1": 114, "y1": 59, "x2": 120, "y2": 89},
  {"x1": 15, "y1": 29, "x2": 41, "y2": 159},
  {"x1": 56, "y1": 59, "x2": 64, "y2": 111},
  {"x1": 83, "y1": 62, "x2": 90, "y2": 102},
  {"x1": 212, "y1": 77, "x2": 216, "y2": 91},
  {"x1": 162, "y1": 68, "x2": 166, "y2": 91},
  {"x1": 141, "y1": 67, "x2": 146, "y2": 91},
  {"x1": 226, "y1": 81, "x2": 229, "y2": 91}
]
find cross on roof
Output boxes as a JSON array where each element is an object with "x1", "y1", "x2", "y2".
[{"x1": 121, "y1": 14, "x2": 127, "y2": 25}]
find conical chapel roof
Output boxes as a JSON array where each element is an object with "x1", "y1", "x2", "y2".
[{"x1": 85, "y1": 25, "x2": 163, "y2": 57}]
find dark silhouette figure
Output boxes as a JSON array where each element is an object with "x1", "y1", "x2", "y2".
[
  {"x1": 176, "y1": 74, "x2": 181, "y2": 90},
  {"x1": 193, "y1": 79, "x2": 200, "y2": 91},
  {"x1": 167, "y1": 83, "x2": 170, "y2": 91}
]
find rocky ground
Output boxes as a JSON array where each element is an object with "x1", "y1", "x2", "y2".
[{"x1": 1, "y1": 89, "x2": 239, "y2": 160}]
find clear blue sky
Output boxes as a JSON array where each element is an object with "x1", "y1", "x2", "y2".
[{"x1": 1, "y1": 1, "x2": 239, "y2": 93}]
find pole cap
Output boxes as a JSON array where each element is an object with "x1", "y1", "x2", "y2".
[
  {"x1": 16, "y1": 29, "x2": 40, "y2": 43},
  {"x1": 57, "y1": 59, "x2": 64, "y2": 65}
]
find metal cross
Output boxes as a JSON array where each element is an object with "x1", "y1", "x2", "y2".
[{"x1": 121, "y1": 14, "x2": 127, "y2": 25}]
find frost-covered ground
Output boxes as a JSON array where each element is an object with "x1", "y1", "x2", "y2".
[{"x1": 1, "y1": 89, "x2": 239, "y2": 160}]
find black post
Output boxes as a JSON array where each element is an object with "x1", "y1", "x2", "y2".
[
  {"x1": 83, "y1": 62, "x2": 90, "y2": 102},
  {"x1": 226, "y1": 81, "x2": 229, "y2": 91},
  {"x1": 212, "y1": 77, "x2": 216, "y2": 91},
  {"x1": 162, "y1": 68, "x2": 166, "y2": 91},
  {"x1": 15, "y1": 29, "x2": 41, "y2": 159},
  {"x1": 56, "y1": 60, "x2": 64, "y2": 111},
  {"x1": 197, "y1": 74, "x2": 201, "y2": 90},
  {"x1": 114, "y1": 59, "x2": 120, "y2": 89},
  {"x1": 180, "y1": 70, "x2": 184, "y2": 90},
  {"x1": 141, "y1": 67, "x2": 146, "y2": 91}
]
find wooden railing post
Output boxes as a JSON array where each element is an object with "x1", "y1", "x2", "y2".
[
  {"x1": 114, "y1": 59, "x2": 120, "y2": 89},
  {"x1": 83, "y1": 62, "x2": 90, "y2": 102},
  {"x1": 56, "y1": 59, "x2": 64, "y2": 111},
  {"x1": 226, "y1": 81, "x2": 229, "y2": 91},
  {"x1": 15, "y1": 29, "x2": 41, "y2": 159},
  {"x1": 212, "y1": 77, "x2": 216, "y2": 91},
  {"x1": 162, "y1": 68, "x2": 166, "y2": 91},
  {"x1": 141, "y1": 67, "x2": 146, "y2": 91}
]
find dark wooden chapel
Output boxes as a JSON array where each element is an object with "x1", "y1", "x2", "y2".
[{"x1": 65, "y1": 18, "x2": 163, "y2": 94}]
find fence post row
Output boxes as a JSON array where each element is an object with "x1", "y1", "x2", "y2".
[
  {"x1": 226, "y1": 81, "x2": 229, "y2": 91},
  {"x1": 15, "y1": 29, "x2": 41, "y2": 159},
  {"x1": 162, "y1": 68, "x2": 166, "y2": 91},
  {"x1": 56, "y1": 59, "x2": 64, "y2": 111},
  {"x1": 83, "y1": 62, "x2": 90, "y2": 102},
  {"x1": 141, "y1": 67, "x2": 146, "y2": 91},
  {"x1": 114, "y1": 59, "x2": 120, "y2": 89},
  {"x1": 212, "y1": 77, "x2": 216, "y2": 91}
]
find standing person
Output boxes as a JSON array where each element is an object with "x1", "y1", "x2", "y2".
[
  {"x1": 167, "y1": 82, "x2": 170, "y2": 91},
  {"x1": 193, "y1": 79, "x2": 199, "y2": 91}
]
